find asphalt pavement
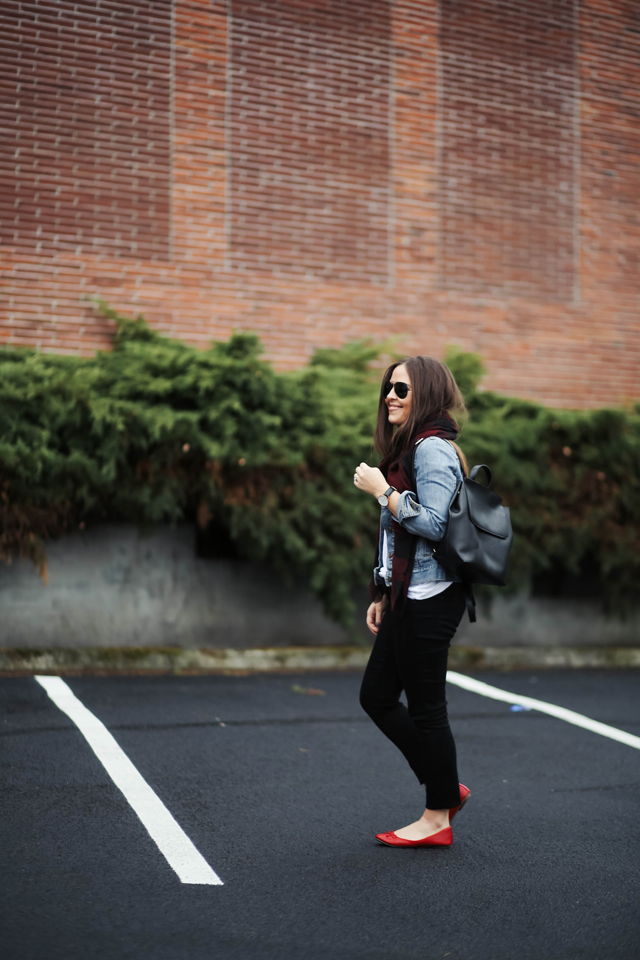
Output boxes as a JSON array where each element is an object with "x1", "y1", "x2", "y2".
[{"x1": 1, "y1": 669, "x2": 639, "y2": 960}]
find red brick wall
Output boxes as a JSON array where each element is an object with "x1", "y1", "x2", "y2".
[
  {"x1": 228, "y1": 0, "x2": 391, "y2": 281},
  {"x1": 1, "y1": 0, "x2": 639, "y2": 407},
  {"x1": 440, "y1": 0, "x2": 577, "y2": 302},
  {"x1": 1, "y1": 0, "x2": 172, "y2": 260}
]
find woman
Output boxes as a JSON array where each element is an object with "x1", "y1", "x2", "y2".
[{"x1": 354, "y1": 355, "x2": 470, "y2": 848}]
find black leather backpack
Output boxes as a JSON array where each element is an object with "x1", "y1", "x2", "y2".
[{"x1": 412, "y1": 440, "x2": 513, "y2": 622}]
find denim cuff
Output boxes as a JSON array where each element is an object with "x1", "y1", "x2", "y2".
[{"x1": 396, "y1": 490, "x2": 421, "y2": 523}]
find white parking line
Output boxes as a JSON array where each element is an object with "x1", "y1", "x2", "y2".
[
  {"x1": 447, "y1": 671, "x2": 640, "y2": 751},
  {"x1": 35, "y1": 676, "x2": 223, "y2": 885}
]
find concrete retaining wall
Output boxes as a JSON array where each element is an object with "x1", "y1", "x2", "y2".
[{"x1": 1, "y1": 524, "x2": 638, "y2": 649}]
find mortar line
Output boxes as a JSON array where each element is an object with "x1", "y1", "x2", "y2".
[
  {"x1": 224, "y1": 0, "x2": 233, "y2": 273},
  {"x1": 572, "y1": 0, "x2": 582, "y2": 305}
]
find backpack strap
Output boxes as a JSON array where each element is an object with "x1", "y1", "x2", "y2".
[
  {"x1": 463, "y1": 582, "x2": 477, "y2": 623},
  {"x1": 412, "y1": 438, "x2": 476, "y2": 621},
  {"x1": 410, "y1": 437, "x2": 461, "y2": 492},
  {"x1": 409, "y1": 437, "x2": 423, "y2": 492}
]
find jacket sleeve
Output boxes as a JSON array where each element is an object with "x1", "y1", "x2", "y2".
[{"x1": 395, "y1": 438, "x2": 459, "y2": 541}]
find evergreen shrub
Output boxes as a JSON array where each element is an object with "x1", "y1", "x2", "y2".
[{"x1": 1, "y1": 306, "x2": 639, "y2": 627}]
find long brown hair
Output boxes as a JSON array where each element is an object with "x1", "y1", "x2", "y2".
[{"x1": 374, "y1": 355, "x2": 468, "y2": 474}]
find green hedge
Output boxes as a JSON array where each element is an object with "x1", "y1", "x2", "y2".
[{"x1": 1, "y1": 305, "x2": 639, "y2": 627}]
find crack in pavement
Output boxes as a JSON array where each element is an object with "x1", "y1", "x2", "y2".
[
  {"x1": 0, "y1": 711, "x2": 552, "y2": 738},
  {"x1": 551, "y1": 780, "x2": 640, "y2": 793}
]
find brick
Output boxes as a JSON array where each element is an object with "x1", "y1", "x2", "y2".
[{"x1": 0, "y1": 0, "x2": 639, "y2": 407}]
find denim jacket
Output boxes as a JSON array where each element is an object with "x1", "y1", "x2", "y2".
[{"x1": 374, "y1": 437, "x2": 464, "y2": 589}]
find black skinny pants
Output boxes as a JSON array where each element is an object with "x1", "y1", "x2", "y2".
[{"x1": 359, "y1": 582, "x2": 466, "y2": 810}]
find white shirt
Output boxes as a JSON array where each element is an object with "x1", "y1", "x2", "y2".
[{"x1": 379, "y1": 528, "x2": 452, "y2": 601}]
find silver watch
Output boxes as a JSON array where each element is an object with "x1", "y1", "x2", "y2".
[{"x1": 377, "y1": 486, "x2": 396, "y2": 507}]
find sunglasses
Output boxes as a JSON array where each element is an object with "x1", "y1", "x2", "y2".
[{"x1": 383, "y1": 380, "x2": 411, "y2": 400}]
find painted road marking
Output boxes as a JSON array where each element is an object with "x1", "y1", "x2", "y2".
[
  {"x1": 447, "y1": 671, "x2": 640, "y2": 751},
  {"x1": 35, "y1": 676, "x2": 223, "y2": 886}
]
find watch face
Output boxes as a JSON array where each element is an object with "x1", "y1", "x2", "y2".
[{"x1": 377, "y1": 495, "x2": 389, "y2": 506}]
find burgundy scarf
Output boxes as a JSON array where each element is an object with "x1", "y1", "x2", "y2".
[{"x1": 370, "y1": 412, "x2": 458, "y2": 612}]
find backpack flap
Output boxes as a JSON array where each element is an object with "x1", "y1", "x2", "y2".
[
  {"x1": 410, "y1": 443, "x2": 513, "y2": 614},
  {"x1": 466, "y1": 480, "x2": 510, "y2": 539},
  {"x1": 434, "y1": 471, "x2": 513, "y2": 587}
]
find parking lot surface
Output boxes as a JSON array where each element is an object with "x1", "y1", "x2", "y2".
[{"x1": 2, "y1": 669, "x2": 639, "y2": 960}]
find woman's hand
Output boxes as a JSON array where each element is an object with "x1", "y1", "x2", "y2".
[
  {"x1": 366, "y1": 597, "x2": 388, "y2": 635},
  {"x1": 354, "y1": 463, "x2": 387, "y2": 498}
]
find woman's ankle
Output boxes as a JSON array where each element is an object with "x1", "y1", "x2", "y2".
[{"x1": 421, "y1": 808, "x2": 450, "y2": 829}]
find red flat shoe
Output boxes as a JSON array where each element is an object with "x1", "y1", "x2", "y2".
[
  {"x1": 449, "y1": 783, "x2": 470, "y2": 822},
  {"x1": 375, "y1": 826, "x2": 453, "y2": 847}
]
